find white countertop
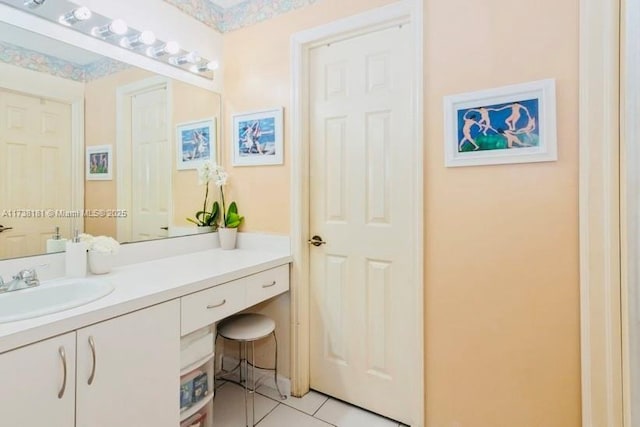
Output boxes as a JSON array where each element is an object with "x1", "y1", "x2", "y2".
[{"x1": 0, "y1": 246, "x2": 291, "y2": 354}]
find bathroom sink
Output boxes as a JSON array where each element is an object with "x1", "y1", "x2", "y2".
[{"x1": 0, "y1": 278, "x2": 115, "y2": 323}]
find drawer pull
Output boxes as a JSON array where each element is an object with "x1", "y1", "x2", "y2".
[
  {"x1": 207, "y1": 299, "x2": 227, "y2": 309},
  {"x1": 88, "y1": 336, "x2": 97, "y2": 385},
  {"x1": 58, "y1": 346, "x2": 67, "y2": 399},
  {"x1": 262, "y1": 281, "x2": 277, "y2": 288}
]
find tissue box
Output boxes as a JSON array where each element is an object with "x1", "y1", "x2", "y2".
[
  {"x1": 180, "y1": 370, "x2": 203, "y2": 409},
  {"x1": 192, "y1": 372, "x2": 208, "y2": 403},
  {"x1": 180, "y1": 381, "x2": 194, "y2": 409}
]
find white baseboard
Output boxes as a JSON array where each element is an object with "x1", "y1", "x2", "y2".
[{"x1": 217, "y1": 355, "x2": 291, "y2": 398}]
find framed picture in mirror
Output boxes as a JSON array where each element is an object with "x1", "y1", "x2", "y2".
[
  {"x1": 232, "y1": 107, "x2": 284, "y2": 166},
  {"x1": 176, "y1": 118, "x2": 216, "y2": 170},
  {"x1": 86, "y1": 145, "x2": 113, "y2": 181}
]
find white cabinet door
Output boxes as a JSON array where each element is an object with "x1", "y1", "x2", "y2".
[
  {"x1": 0, "y1": 332, "x2": 76, "y2": 426},
  {"x1": 76, "y1": 300, "x2": 181, "y2": 427}
]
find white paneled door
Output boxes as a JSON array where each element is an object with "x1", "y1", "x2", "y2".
[
  {"x1": 309, "y1": 24, "x2": 417, "y2": 424},
  {"x1": 0, "y1": 89, "x2": 71, "y2": 258},
  {"x1": 131, "y1": 86, "x2": 170, "y2": 241}
]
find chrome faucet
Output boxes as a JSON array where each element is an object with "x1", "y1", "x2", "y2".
[{"x1": 0, "y1": 267, "x2": 42, "y2": 293}]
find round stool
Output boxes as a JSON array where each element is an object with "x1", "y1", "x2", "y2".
[{"x1": 216, "y1": 313, "x2": 285, "y2": 427}]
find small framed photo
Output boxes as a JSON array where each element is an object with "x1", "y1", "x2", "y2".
[
  {"x1": 443, "y1": 79, "x2": 557, "y2": 167},
  {"x1": 86, "y1": 145, "x2": 113, "y2": 181},
  {"x1": 232, "y1": 107, "x2": 284, "y2": 166},
  {"x1": 176, "y1": 118, "x2": 216, "y2": 170}
]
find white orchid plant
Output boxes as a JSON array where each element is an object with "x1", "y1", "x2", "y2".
[
  {"x1": 79, "y1": 234, "x2": 120, "y2": 254},
  {"x1": 187, "y1": 161, "x2": 221, "y2": 229},
  {"x1": 212, "y1": 163, "x2": 244, "y2": 228}
]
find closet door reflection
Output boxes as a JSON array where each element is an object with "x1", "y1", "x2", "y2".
[{"x1": 0, "y1": 89, "x2": 72, "y2": 258}]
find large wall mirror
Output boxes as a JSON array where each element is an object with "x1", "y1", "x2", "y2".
[{"x1": 0, "y1": 19, "x2": 221, "y2": 260}]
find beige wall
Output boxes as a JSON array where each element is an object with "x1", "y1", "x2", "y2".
[
  {"x1": 84, "y1": 69, "x2": 221, "y2": 238},
  {"x1": 223, "y1": 0, "x2": 581, "y2": 425}
]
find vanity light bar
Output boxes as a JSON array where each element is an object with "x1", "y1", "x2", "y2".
[{"x1": 0, "y1": 0, "x2": 217, "y2": 79}]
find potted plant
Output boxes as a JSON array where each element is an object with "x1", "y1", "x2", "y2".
[
  {"x1": 214, "y1": 165, "x2": 244, "y2": 250},
  {"x1": 187, "y1": 161, "x2": 220, "y2": 233}
]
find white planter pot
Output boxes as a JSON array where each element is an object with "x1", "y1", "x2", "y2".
[
  {"x1": 195, "y1": 226, "x2": 215, "y2": 234},
  {"x1": 88, "y1": 250, "x2": 114, "y2": 275},
  {"x1": 218, "y1": 228, "x2": 237, "y2": 250}
]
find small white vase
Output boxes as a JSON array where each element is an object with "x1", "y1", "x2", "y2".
[
  {"x1": 88, "y1": 250, "x2": 114, "y2": 275},
  {"x1": 218, "y1": 227, "x2": 237, "y2": 250}
]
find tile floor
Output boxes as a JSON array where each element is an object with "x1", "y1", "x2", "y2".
[{"x1": 213, "y1": 381, "x2": 407, "y2": 427}]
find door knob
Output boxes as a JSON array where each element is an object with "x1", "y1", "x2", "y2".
[
  {"x1": 0, "y1": 225, "x2": 13, "y2": 233},
  {"x1": 160, "y1": 226, "x2": 168, "y2": 231},
  {"x1": 307, "y1": 235, "x2": 326, "y2": 247}
]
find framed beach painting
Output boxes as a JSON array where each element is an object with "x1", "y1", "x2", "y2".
[
  {"x1": 443, "y1": 79, "x2": 557, "y2": 167},
  {"x1": 231, "y1": 107, "x2": 284, "y2": 166},
  {"x1": 176, "y1": 118, "x2": 216, "y2": 170},
  {"x1": 86, "y1": 145, "x2": 113, "y2": 181}
]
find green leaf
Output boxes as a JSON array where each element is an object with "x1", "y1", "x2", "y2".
[
  {"x1": 225, "y1": 212, "x2": 244, "y2": 228},
  {"x1": 228, "y1": 201, "x2": 238, "y2": 215}
]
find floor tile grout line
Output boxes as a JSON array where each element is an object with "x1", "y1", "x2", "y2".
[
  {"x1": 312, "y1": 394, "x2": 332, "y2": 417},
  {"x1": 255, "y1": 402, "x2": 281, "y2": 426}
]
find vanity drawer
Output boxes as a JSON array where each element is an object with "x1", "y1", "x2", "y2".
[
  {"x1": 245, "y1": 264, "x2": 290, "y2": 307},
  {"x1": 181, "y1": 281, "x2": 245, "y2": 336}
]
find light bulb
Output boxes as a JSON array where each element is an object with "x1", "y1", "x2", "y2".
[
  {"x1": 92, "y1": 19, "x2": 128, "y2": 38},
  {"x1": 146, "y1": 41, "x2": 180, "y2": 57},
  {"x1": 120, "y1": 30, "x2": 156, "y2": 49},
  {"x1": 59, "y1": 7, "x2": 92, "y2": 26},
  {"x1": 24, "y1": 0, "x2": 46, "y2": 9},
  {"x1": 169, "y1": 51, "x2": 200, "y2": 66},
  {"x1": 191, "y1": 61, "x2": 219, "y2": 73}
]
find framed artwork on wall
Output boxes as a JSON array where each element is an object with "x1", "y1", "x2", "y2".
[
  {"x1": 86, "y1": 145, "x2": 113, "y2": 181},
  {"x1": 443, "y1": 79, "x2": 557, "y2": 167},
  {"x1": 231, "y1": 107, "x2": 284, "y2": 166},
  {"x1": 176, "y1": 118, "x2": 216, "y2": 170}
]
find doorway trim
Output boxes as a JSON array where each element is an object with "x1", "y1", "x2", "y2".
[
  {"x1": 116, "y1": 75, "x2": 173, "y2": 242},
  {"x1": 579, "y1": 0, "x2": 623, "y2": 425},
  {"x1": 290, "y1": 0, "x2": 424, "y2": 425}
]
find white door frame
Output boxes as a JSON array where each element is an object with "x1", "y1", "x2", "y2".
[
  {"x1": 622, "y1": 0, "x2": 640, "y2": 424},
  {"x1": 116, "y1": 76, "x2": 173, "y2": 242},
  {"x1": 579, "y1": 0, "x2": 624, "y2": 425},
  {"x1": 290, "y1": 1, "x2": 424, "y2": 425}
]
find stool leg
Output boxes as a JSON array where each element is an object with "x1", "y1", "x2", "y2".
[
  {"x1": 251, "y1": 341, "x2": 256, "y2": 427},
  {"x1": 239, "y1": 340, "x2": 243, "y2": 384},
  {"x1": 272, "y1": 331, "x2": 286, "y2": 400},
  {"x1": 243, "y1": 341, "x2": 249, "y2": 427}
]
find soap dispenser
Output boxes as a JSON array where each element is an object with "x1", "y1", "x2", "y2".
[
  {"x1": 65, "y1": 230, "x2": 87, "y2": 278},
  {"x1": 46, "y1": 226, "x2": 67, "y2": 254}
]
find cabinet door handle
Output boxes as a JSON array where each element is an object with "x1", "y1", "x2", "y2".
[
  {"x1": 262, "y1": 281, "x2": 277, "y2": 288},
  {"x1": 207, "y1": 299, "x2": 226, "y2": 309},
  {"x1": 88, "y1": 336, "x2": 97, "y2": 385},
  {"x1": 58, "y1": 346, "x2": 67, "y2": 399}
]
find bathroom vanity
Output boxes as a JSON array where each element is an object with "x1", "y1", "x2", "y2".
[{"x1": 0, "y1": 235, "x2": 291, "y2": 427}]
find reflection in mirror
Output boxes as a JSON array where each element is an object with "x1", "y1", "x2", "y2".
[{"x1": 0, "y1": 21, "x2": 221, "y2": 260}]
